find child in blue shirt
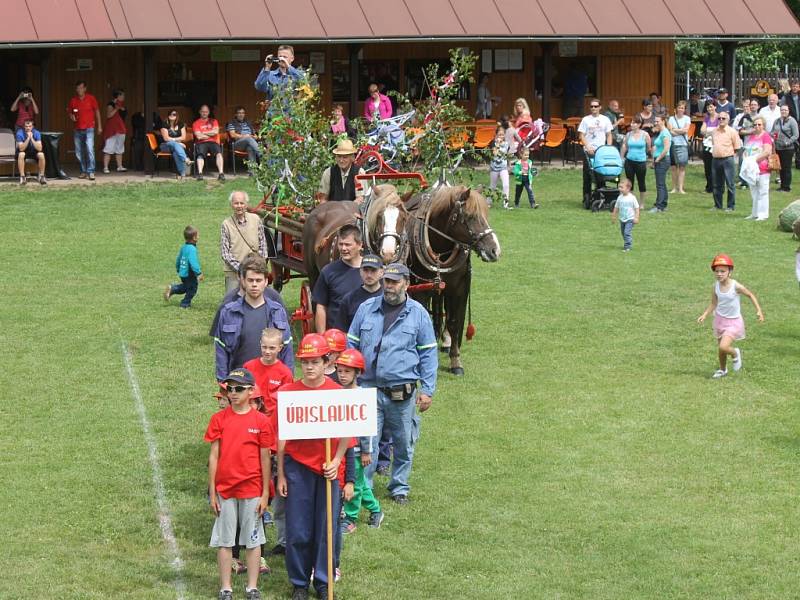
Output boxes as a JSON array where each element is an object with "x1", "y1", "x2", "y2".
[
  {"x1": 164, "y1": 225, "x2": 204, "y2": 308},
  {"x1": 611, "y1": 179, "x2": 640, "y2": 252}
]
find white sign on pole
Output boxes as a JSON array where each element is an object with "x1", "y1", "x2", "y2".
[{"x1": 277, "y1": 388, "x2": 378, "y2": 440}]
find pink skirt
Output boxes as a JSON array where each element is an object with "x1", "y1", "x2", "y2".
[{"x1": 713, "y1": 314, "x2": 746, "y2": 340}]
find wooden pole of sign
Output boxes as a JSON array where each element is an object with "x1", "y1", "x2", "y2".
[{"x1": 325, "y1": 438, "x2": 334, "y2": 600}]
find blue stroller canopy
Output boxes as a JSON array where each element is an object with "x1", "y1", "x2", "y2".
[{"x1": 591, "y1": 145, "x2": 624, "y2": 177}]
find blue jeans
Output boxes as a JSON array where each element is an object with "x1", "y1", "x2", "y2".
[
  {"x1": 514, "y1": 179, "x2": 535, "y2": 206},
  {"x1": 366, "y1": 390, "x2": 420, "y2": 498},
  {"x1": 74, "y1": 128, "x2": 95, "y2": 174},
  {"x1": 620, "y1": 220, "x2": 634, "y2": 249},
  {"x1": 233, "y1": 136, "x2": 262, "y2": 164},
  {"x1": 712, "y1": 156, "x2": 736, "y2": 209},
  {"x1": 169, "y1": 273, "x2": 198, "y2": 307},
  {"x1": 160, "y1": 141, "x2": 187, "y2": 175},
  {"x1": 654, "y1": 158, "x2": 670, "y2": 210}
]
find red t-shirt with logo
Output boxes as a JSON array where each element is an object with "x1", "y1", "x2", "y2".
[
  {"x1": 192, "y1": 117, "x2": 220, "y2": 144},
  {"x1": 67, "y1": 94, "x2": 99, "y2": 129},
  {"x1": 204, "y1": 406, "x2": 274, "y2": 499},
  {"x1": 15, "y1": 102, "x2": 36, "y2": 128},
  {"x1": 280, "y1": 378, "x2": 355, "y2": 487},
  {"x1": 244, "y1": 358, "x2": 294, "y2": 450}
]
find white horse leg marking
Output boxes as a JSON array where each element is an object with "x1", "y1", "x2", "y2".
[{"x1": 381, "y1": 205, "x2": 399, "y2": 261}]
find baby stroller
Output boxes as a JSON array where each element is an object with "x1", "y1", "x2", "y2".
[{"x1": 583, "y1": 145, "x2": 623, "y2": 211}]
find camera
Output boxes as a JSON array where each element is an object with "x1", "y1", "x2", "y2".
[
  {"x1": 268, "y1": 57, "x2": 281, "y2": 65},
  {"x1": 22, "y1": 92, "x2": 30, "y2": 99}
]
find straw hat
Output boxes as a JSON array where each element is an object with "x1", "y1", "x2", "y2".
[{"x1": 332, "y1": 139, "x2": 357, "y2": 155}]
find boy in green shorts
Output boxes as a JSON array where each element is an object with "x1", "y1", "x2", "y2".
[{"x1": 337, "y1": 349, "x2": 384, "y2": 533}]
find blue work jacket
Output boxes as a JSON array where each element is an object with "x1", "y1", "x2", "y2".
[
  {"x1": 213, "y1": 296, "x2": 294, "y2": 380},
  {"x1": 347, "y1": 296, "x2": 438, "y2": 397}
]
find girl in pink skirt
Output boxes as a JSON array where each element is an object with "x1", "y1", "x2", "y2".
[{"x1": 697, "y1": 254, "x2": 764, "y2": 378}]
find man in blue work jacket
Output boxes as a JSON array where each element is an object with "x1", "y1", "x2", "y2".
[{"x1": 347, "y1": 263, "x2": 438, "y2": 505}]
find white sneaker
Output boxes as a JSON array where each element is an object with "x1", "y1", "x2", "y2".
[
  {"x1": 732, "y1": 348, "x2": 742, "y2": 371},
  {"x1": 102, "y1": 168, "x2": 110, "y2": 174},
  {"x1": 712, "y1": 369, "x2": 728, "y2": 379},
  {"x1": 744, "y1": 215, "x2": 756, "y2": 220},
  {"x1": 116, "y1": 166, "x2": 127, "y2": 172}
]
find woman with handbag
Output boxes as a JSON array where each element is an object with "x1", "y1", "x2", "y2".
[
  {"x1": 772, "y1": 105, "x2": 799, "y2": 192},
  {"x1": 743, "y1": 117, "x2": 773, "y2": 221}
]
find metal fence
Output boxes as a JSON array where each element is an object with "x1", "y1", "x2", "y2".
[{"x1": 675, "y1": 67, "x2": 800, "y2": 104}]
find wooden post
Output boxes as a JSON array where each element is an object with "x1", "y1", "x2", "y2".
[
  {"x1": 348, "y1": 44, "x2": 362, "y2": 121},
  {"x1": 325, "y1": 438, "x2": 334, "y2": 600},
  {"x1": 541, "y1": 42, "x2": 555, "y2": 121},
  {"x1": 143, "y1": 47, "x2": 157, "y2": 175}
]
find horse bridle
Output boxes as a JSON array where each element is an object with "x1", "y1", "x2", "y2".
[
  {"x1": 361, "y1": 190, "x2": 409, "y2": 262},
  {"x1": 445, "y1": 199, "x2": 496, "y2": 250}
]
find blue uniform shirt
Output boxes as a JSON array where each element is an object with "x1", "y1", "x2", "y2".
[{"x1": 347, "y1": 296, "x2": 438, "y2": 397}]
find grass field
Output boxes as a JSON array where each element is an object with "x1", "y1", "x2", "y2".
[{"x1": 1, "y1": 165, "x2": 799, "y2": 600}]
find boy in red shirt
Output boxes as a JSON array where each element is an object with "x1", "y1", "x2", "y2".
[
  {"x1": 205, "y1": 368, "x2": 273, "y2": 600},
  {"x1": 276, "y1": 334, "x2": 354, "y2": 600},
  {"x1": 244, "y1": 328, "x2": 294, "y2": 416}
]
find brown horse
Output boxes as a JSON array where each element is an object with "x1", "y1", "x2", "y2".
[
  {"x1": 406, "y1": 185, "x2": 501, "y2": 375},
  {"x1": 302, "y1": 184, "x2": 410, "y2": 291}
]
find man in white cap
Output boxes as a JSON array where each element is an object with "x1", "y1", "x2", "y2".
[{"x1": 317, "y1": 138, "x2": 366, "y2": 203}]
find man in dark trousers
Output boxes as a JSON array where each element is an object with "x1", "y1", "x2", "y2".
[{"x1": 782, "y1": 80, "x2": 800, "y2": 168}]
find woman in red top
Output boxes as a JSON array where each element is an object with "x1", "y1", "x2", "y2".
[
  {"x1": 102, "y1": 90, "x2": 127, "y2": 173},
  {"x1": 513, "y1": 97, "x2": 533, "y2": 128}
]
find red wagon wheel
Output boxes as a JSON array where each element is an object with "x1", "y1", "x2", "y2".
[{"x1": 291, "y1": 281, "x2": 315, "y2": 336}]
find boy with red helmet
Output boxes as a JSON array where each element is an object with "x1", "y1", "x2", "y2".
[
  {"x1": 276, "y1": 334, "x2": 355, "y2": 600},
  {"x1": 697, "y1": 254, "x2": 764, "y2": 378},
  {"x1": 322, "y1": 328, "x2": 347, "y2": 383},
  {"x1": 337, "y1": 349, "x2": 384, "y2": 535}
]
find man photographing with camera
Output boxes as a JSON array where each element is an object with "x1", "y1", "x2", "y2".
[
  {"x1": 254, "y1": 45, "x2": 303, "y2": 103},
  {"x1": 11, "y1": 88, "x2": 39, "y2": 130}
]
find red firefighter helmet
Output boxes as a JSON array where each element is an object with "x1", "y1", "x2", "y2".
[
  {"x1": 336, "y1": 348, "x2": 365, "y2": 371},
  {"x1": 324, "y1": 328, "x2": 347, "y2": 352},
  {"x1": 710, "y1": 254, "x2": 734, "y2": 270},
  {"x1": 296, "y1": 333, "x2": 331, "y2": 358}
]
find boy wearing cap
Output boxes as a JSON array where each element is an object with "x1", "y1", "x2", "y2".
[
  {"x1": 338, "y1": 254, "x2": 384, "y2": 332},
  {"x1": 277, "y1": 334, "x2": 355, "y2": 600},
  {"x1": 338, "y1": 349, "x2": 384, "y2": 534},
  {"x1": 205, "y1": 368, "x2": 273, "y2": 600}
]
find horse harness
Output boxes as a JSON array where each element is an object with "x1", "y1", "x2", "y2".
[
  {"x1": 409, "y1": 190, "x2": 495, "y2": 278},
  {"x1": 360, "y1": 189, "x2": 410, "y2": 264}
]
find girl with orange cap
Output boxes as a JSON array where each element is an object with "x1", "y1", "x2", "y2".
[{"x1": 697, "y1": 254, "x2": 764, "y2": 378}]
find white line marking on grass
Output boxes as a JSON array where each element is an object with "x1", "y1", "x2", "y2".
[{"x1": 122, "y1": 341, "x2": 187, "y2": 600}]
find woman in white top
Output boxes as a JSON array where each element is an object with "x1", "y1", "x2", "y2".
[{"x1": 667, "y1": 101, "x2": 691, "y2": 194}]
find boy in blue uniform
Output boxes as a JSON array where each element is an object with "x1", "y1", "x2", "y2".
[{"x1": 165, "y1": 225, "x2": 204, "y2": 308}]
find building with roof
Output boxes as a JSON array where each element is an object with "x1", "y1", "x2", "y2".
[{"x1": 1, "y1": 0, "x2": 798, "y2": 167}]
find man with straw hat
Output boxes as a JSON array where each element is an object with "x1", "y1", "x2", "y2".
[{"x1": 317, "y1": 139, "x2": 366, "y2": 204}]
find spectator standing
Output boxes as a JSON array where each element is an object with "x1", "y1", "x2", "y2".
[
  {"x1": 781, "y1": 80, "x2": 800, "y2": 168},
  {"x1": 650, "y1": 92, "x2": 667, "y2": 118},
  {"x1": 11, "y1": 87, "x2": 39, "y2": 129},
  {"x1": 159, "y1": 110, "x2": 194, "y2": 181},
  {"x1": 67, "y1": 81, "x2": 102, "y2": 180},
  {"x1": 213, "y1": 258, "x2": 293, "y2": 381},
  {"x1": 192, "y1": 105, "x2": 225, "y2": 181},
  {"x1": 563, "y1": 65, "x2": 588, "y2": 117},
  {"x1": 602, "y1": 99, "x2": 623, "y2": 148},
  {"x1": 772, "y1": 105, "x2": 799, "y2": 193},
  {"x1": 621, "y1": 117, "x2": 651, "y2": 209},
  {"x1": 734, "y1": 98, "x2": 759, "y2": 188},
  {"x1": 715, "y1": 88, "x2": 736, "y2": 121},
  {"x1": 638, "y1": 98, "x2": 656, "y2": 137},
  {"x1": 363, "y1": 83, "x2": 393, "y2": 121},
  {"x1": 313, "y1": 224, "x2": 364, "y2": 333},
  {"x1": 650, "y1": 115, "x2": 672, "y2": 213},
  {"x1": 164, "y1": 225, "x2": 204, "y2": 309},
  {"x1": 220, "y1": 191, "x2": 268, "y2": 293},
  {"x1": 475, "y1": 74, "x2": 500, "y2": 119},
  {"x1": 578, "y1": 99, "x2": 613, "y2": 207},
  {"x1": 338, "y1": 254, "x2": 384, "y2": 332},
  {"x1": 710, "y1": 111, "x2": 742, "y2": 211},
  {"x1": 667, "y1": 101, "x2": 691, "y2": 194},
  {"x1": 759, "y1": 94, "x2": 781, "y2": 133},
  {"x1": 689, "y1": 89, "x2": 705, "y2": 117},
  {"x1": 15, "y1": 119, "x2": 46, "y2": 185},
  {"x1": 742, "y1": 117, "x2": 773, "y2": 221},
  {"x1": 227, "y1": 106, "x2": 262, "y2": 174},
  {"x1": 102, "y1": 89, "x2": 127, "y2": 174},
  {"x1": 347, "y1": 263, "x2": 438, "y2": 505},
  {"x1": 700, "y1": 103, "x2": 720, "y2": 193},
  {"x1": 254, "y1": 45, "x2": 303, "y2": 105}
]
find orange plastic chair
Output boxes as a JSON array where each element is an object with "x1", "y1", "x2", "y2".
[
  {"x1": 146, "y1": 132, "x2": 177, "y2": 176},
  {"x1": 473, "y1": 126, "x2": 496, "y2": 149},
  {"x1": 549, "y1": 117, "x2": 564, "y2": 128},
  {"x1": 541, "y1": 127, "x2": 567, "y2": 165},
  {"x1": 447, "y1": 129, "x2": 470, "y2": 150}
]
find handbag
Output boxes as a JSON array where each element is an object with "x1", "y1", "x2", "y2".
[{"x1": 769, "y1": 152, "x2": 781, "y2": 172}]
